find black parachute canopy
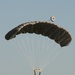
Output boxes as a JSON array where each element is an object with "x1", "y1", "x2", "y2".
[{"x1": 5, "y1": 21, "x2": 72, "y2": 47}]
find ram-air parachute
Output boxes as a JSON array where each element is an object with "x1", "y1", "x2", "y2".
[
  {"x1": 5, "y1": 21, "x2": 72, "y2": 47},
  {"x1": 5, "y1": 19, "x2": 72, "y2": 75}
]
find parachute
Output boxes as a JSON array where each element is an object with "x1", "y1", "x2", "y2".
[
  {"x1": 5, "y1": 21, "x2": 72, "y2": 74},
  {"x1": 5, "y1": 21, "x2": 72, "y2": 47}
]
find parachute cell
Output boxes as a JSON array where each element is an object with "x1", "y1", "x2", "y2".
[{"x1": 5, "y1": 21, "x2": 72, "y2": 47}]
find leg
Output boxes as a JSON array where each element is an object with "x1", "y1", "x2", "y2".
[
  {"x1": 39, "y1": 72, "x2": 41, "y2": 75},
  {"x1": 34, "y1": 70, "x2": 36, "y2": 75}
]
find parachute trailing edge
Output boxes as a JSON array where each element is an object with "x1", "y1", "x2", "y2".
[{"x1": 5, "y1": 21, "x2": 72, "y2": 47}]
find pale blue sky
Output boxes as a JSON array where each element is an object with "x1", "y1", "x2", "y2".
[{"x1": 0, "y1": 0, "x2": 75, "y2": 75}]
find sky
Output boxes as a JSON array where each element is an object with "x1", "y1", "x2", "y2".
[{"x1": 0, "y1": 0, "x2": 75, "y2": 75}]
